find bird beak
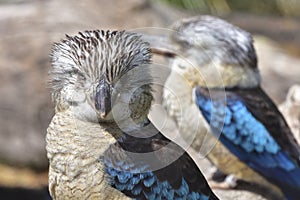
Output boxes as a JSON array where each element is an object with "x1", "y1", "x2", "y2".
[
  {"x1": 141, "y1": 33, "x2": 177, "y2": 58},
  {"x1": 95, "y1": 77, "x2": 112, "y2": 119}
]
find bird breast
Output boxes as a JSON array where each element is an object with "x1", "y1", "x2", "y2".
[{"x1": 46, "y1": 109, "x2": 124, "y2": 199}]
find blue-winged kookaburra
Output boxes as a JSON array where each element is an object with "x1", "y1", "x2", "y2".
[
  {"x1": 149, "y1": 15, "x2": 300, "y2": 200},
  {"x1": 46, "y1": 30, "x2": 219, "y2": 200}
]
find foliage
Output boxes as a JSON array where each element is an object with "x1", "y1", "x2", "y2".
[{"x1": 156, "y1": 0, "x2": 299, "y2": 16}]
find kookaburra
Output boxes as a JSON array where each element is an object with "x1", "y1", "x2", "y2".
[
  {"x1": 149, "y1": 15, "x2": 300, "y2": 200},
  {"x1": 46, "y1": 30, "x2": 219, "y2": 200}
]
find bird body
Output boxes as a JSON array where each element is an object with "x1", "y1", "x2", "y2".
[
  {"x1": 151, "y1": 15, "x2": 300, "y2": 199},
  {"x1": 46, "y1": 30, "x2": 218, "y2": 200},
  {"x1": 163, "y1": 67, "x2": 274, "y2": 182},
  {"x1": 162, "y1": 57, "x2": 282, "y2": 199}
]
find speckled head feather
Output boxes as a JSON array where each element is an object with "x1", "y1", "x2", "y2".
[
  {"x1": 168, "y1": 15, "x2": 260, "y2": 88},
  {"x1": 49, "y1": 30, "x2": 152, "y2": 114},
  {"x1": 171, "y1": 15, "x2": 257, "y2": 69}
]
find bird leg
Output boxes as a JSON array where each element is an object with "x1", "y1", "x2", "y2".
[{"x1": 207, "y1": 169, "x2": 238, "y2": 190}]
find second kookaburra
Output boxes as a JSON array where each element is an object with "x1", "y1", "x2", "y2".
[
  {"x1": 149, "y1": 15, "x2": 300, "y2": 200},
  {"x1": 46, "y1": 30, "x2": 219, "y2": 199}
]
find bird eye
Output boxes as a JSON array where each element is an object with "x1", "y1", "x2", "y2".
[{"x1": 178, "y1": 64, "x2": 186, "y2": 69}]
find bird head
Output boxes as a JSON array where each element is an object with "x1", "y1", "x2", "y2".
[
  {"x1": 49, "y1": 30, "x2": 153, "y2": 125},
  {"x1": 150, "y1": 15, "x2": 261, "y2": 89}
]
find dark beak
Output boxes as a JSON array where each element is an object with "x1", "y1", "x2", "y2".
[
  {"x1": 95, "y1": 77, "x2": 112, "y2": 119},
  {"x1": 141, "y1": 33, "x2": 177, "y2": 58}
]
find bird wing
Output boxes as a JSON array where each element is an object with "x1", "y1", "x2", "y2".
[
  {"x1": 194, "y1": 86, "x2": 300, "y2": 195},
  {"x1": 231, "y1": 87, "x2": 300, "y2": 161},
  {"x1": 102, "y1": 131, "x2": 218, "y2": 200}
]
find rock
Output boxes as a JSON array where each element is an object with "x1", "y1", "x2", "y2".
[
  {"x1": 279, "y1": 84, "x2": 300, "y2": 144},
  {"x1": 254, "y1": 36, "x2": 300, "y2": 104}
]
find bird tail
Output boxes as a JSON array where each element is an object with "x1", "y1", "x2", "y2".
[{"x1": 267, "y1": 166, "x2": 300, "y2": 200}]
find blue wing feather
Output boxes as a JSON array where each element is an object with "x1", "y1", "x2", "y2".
[
  {"x1": 103, "y1": 131, "x2": 217, "y2": 200},
  {"x1": 105, "y1": 164, "x2": 210, "y2": 200},
  {"x1": 195, "y1": 87, "x2": 300, "y2": 199}
]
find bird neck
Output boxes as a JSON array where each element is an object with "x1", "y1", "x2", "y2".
[{"x1": 100, "y1": 117, "x2": 154, "y2": 141}]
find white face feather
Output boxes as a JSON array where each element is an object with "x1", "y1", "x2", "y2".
[
  {"x1": 49, "y1": 30, "x2": 152, "y2": 122},
  {"x1": 171, "y1": 55, "x2": 260, "y2": 89}
]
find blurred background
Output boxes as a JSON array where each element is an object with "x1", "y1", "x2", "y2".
[{"x1": 0, "y1": 0, "x2": 299, "y2": 199}]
